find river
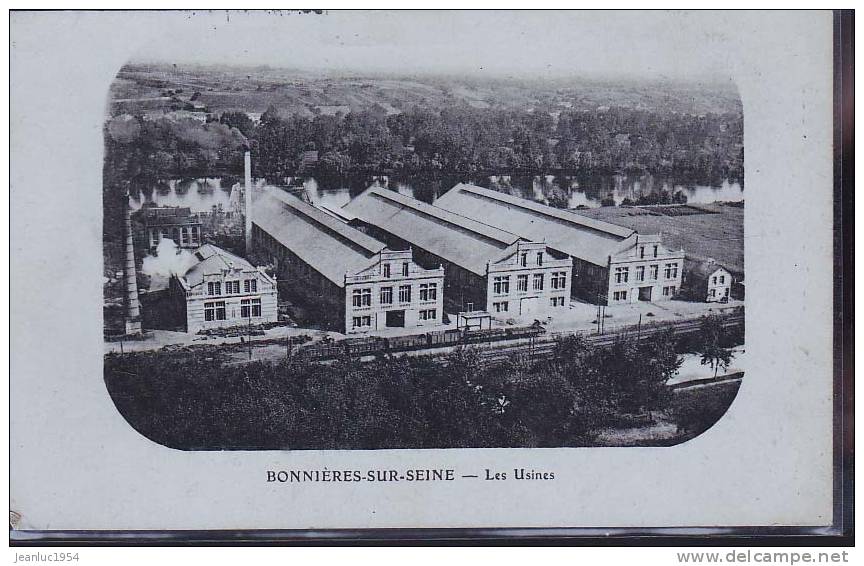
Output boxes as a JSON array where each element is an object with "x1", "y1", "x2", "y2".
[{"x1": 129, "y1": 173, "x2": 743, "y2": 213}]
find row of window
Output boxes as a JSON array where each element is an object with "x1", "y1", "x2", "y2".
[
  {"x1": 614, "y1": 263, "x2": 679, "y2": 284},
  {"x1": 493, "y1": 296, "x2": 567, "y2": 313},
  {"x1": 493, "y1": 272, "x2": 567, "y2": 295},
  {"x1": 151, "y1": 226, "x2": 200, "y2": 246},
  {"x1": 709, "y1": 288, "x2": 730, "y2": 298},
  {"x1": 638, "y1": 244, "x2": 661, "y2": 259},
  {"x1": 351, "y1": 308, "x2": 439, "y2": 329},
  {"x1": 613, "y1": 286, "x2": 677, "y2": 302},
  {"x1": 419, "y1": 309, "x2": 437, "y2": 321},
  {"x1": 207, "y1": 279, "x2": 258, "y2": 296},
  {"x1": 711, "y1": 275, "x2": 727, "y2": 285},
  {"x1": 352, "y1": 283, "x2": 438, "y2": 308},
  {"x1": 381, "y1": 262, "x2": 411, "y2": 278},
  {"x1": 203, "y1": 298, "x2": 262, "y2": 322},
  {"x1": 519, "y1": 251, "x2": 544, "y2": 267}
]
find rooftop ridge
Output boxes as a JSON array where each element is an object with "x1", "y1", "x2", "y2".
[
  {"x1": 448, "y1": 183, "x2": 636, "y2": 239},
  {"x1": 356, "y1": 186, "x2": 522, "y2": 246},
  {"x1": 261, "y1": 188, "x2": 385, "y2": 256}
]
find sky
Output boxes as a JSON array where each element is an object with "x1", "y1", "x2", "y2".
[{"x1": 126, "y1": 10, "x2": 737, "y2": 82}]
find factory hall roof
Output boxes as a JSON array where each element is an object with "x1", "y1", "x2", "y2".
[
  {"x1": 434, "y1": 183, "x2": 636, "y2": 266},
  {"x1": 180, "y1": 244, "x2": 259, "y2": 289},
  {"x1": 343, "y1": 186, "x2": 524, "y2": 276},
  {"x1": 253, "y1": 188, "x2": 386, "y2": 287}
]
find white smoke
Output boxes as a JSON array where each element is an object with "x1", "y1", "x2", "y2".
[{"x1": 141, "y1": 238, "x2": 199, "y2": 291}]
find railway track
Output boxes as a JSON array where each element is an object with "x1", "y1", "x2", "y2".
[
  {"x1": 476, "y1": 314, "x2": 743, "y2": 365},
  {"x1": 355, "y1": 313, "x2": 743, "y2": 366}
]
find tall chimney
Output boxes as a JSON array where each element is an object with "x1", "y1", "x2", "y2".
[
  {"x1": 123, "y1": 192, "x2": 142, "y2": 336},
  {"x1": 244, "y1": 149, "x2": 252, "y2": 253}
]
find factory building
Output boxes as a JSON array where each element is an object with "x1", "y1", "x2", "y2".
[
  {"x1": 134, "y1": 205, "x2": 202, "y2": 252},
  {"x1": 434, "y1": 183, "x2": 684, "y2": 305},
  {"x1": 251, "y1": 188, "x2": 444, "y2": 334},
  {"x1": 604, "y1": 233, "x2": 686, "y2": 304},
  {"x1": 342, "y1": 187, "x2": 572, "y2": 319},
  {"x1": 170, "y1": 243, "x2": 278, "y2": 334}
]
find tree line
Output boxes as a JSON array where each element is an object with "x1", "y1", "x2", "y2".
[
  {"x1": 104, "y1": 103, "x2": 743, "y2": 197},
  {"x1": 105, "y1": 328, "x2": 695, "y2": 450},
  {"x1": 253, "y1": 105, "x2": 743, "y2": 188}
]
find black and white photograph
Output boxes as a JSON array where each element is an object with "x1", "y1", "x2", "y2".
[
  {"x1": 102, "y1": 14, "x2": 745, "y2": 451},
  {"x1": 10, "y1": 9, "x2": 847, "y2": 543}
]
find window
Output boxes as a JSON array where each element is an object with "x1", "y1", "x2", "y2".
[
  {"x1": 636, "y1": 266, "x2": 645, "y2": 282},
  {"x1": 380, "y1": 287, "x2": 393, "y2": 305},
  {"x1": 207, "y1": 281, "x2": 221, "y2": 296},
  {"x1": 402, "y1": 262, "x2": 409, "y2": 277},
  {"x1": 225, "y1": 280, "x2": 240, "y2": 295},
  {"x1": 653, "y1": 245, "x2": 658, "y2": 258},
  {"x1": 614, "y1": 266, "x2": 629, "y2": 284},
  {"x1": 550, "y1": 296, "x2": 565, "y2": 307},
  {"x1": 419, "y1": 282, "x2": 437, "y2": 302},
  {"x1": 493, "y1": 276, "x2": 510, "y2": 295},
  {"x1": 719, "y1": 275, "x2": 725, "y2": 284},
  {"x1": 352, "y1": 288, "x2": 372, "y2": 308},
  {"x1": 712, "y1": 276, "x2": 717, "y2": 285},
  {"x1": 537, "y1": 252, "x2": 544, "y2": 266},
  {"x1": 551, "y1": 271, "x2": 567, "y2": 290},
  {"x1": 533, "y1": 273, "x2": 544, "y2": 291},
  {"x1": 663, "y1": 286, "x2": 677, "y2": 297},
  {"x1": 709, "y1": 289, "x2": 716, "y2": 298},
  {"x1": 383, "y1": 263, "x2": 390, "y2": 278},
  {"x1": 240, "y1": 298, "x2": 261, "y2": 318},
  {"x1": 244, "y1": 279, "x2": 257, "y2": 293},
  {"x1": 181, "y1": 227, "x2": 189, "y2": 245},
  {"x1": 650, "y1": 264, "x2": 659, "y2": 280},
  {"x1": 613, "y1": 291, "x2": 627, "y2": 301},
  {"x1": 664, "y1": 263, "x2": 679, "y2": 279},
  {"x1": 420, "y1": 309, "x2": 437, "y2": 321},
  {"x1": 204, "y1": 301, "x2": 226, "y2": 321},
  {"x1": 352, "y1": 316, "x2": 371, "y2": 329},
  {"x1": 640, "y1": 246, "x2": 645, "y2": 259},
  {"x1": 517, "y1": 274, "x2": 529, "y2": 292},
  {"x1": 399, "y1": 285, "x2": 412, "y2": 303},
  {"x1": 493, "y1": 301, "x2": 509, "y2": 313},
  {"x1": 520, "y1": 253, "x2": 528, "y2": 267}
]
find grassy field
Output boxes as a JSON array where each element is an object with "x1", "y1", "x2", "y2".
[
  {"x1": 110, "y1": 63, "x2": 743, "y2": 117},
  {"x1": 574, "y1": 203, "x2": 744, "y2": 275}
]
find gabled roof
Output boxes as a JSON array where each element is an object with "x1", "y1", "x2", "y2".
[
  {"x1": 688, "y1": 259, "x2": 732, "y2": 281},
  {"x1": 181, "y1": 244, "x2": 260, "y2": 288},
  {"x1": 434, "y1": 183, "x2": 636, "y2": 266},
  {"x1": 253, "y1": 188, "x2": 386, "y2": 287},
  {"x1": 343, "y1": 186, "x2": 524, "y2": 276}
]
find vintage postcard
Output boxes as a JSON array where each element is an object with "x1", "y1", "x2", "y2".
[{"x1": 10, "y1": 10, "x2": 841, "y2": 536}]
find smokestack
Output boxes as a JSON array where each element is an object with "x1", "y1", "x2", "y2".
[
  {"x1": 123, "y1": 192, "x2": 142, "y2": 336},
  {"x1": 244, "y1": 149, "x2": 252, "y2": 253}
]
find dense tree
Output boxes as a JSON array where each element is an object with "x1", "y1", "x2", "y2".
[
  {"x1": 105, "y1": 330, "x2": 687, "y2": 450},
  {"x1": 696, "y1": 314, "x2": 735, "y2": 378}
]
